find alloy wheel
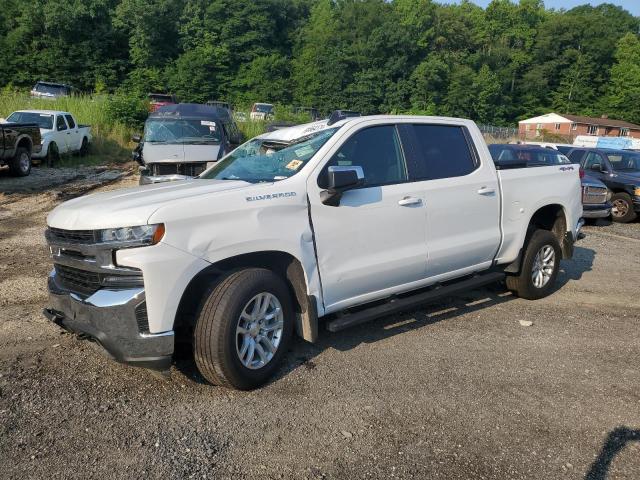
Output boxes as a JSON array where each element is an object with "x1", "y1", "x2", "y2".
[
  {"x1": 236, "y1": 292, "x2": 284, "y2": 370},
  {"x1": 531, "y1": 245, "x2": 555, "y2": 289}
]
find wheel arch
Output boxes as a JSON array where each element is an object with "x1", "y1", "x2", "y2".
[
  {"x1": 16, "y1": 135, "x2": 32, "y2": 152},
  {"x1": 505, "y1": 203, "x2": 571, "y2": 274},
  {"x1": 174, "y1": 250, "x2": 318, "y2": 345}
]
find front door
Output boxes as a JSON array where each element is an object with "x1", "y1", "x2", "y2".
[
  {"x1": 54, "y1": 115, "x2": 69, "y2": 153},
  {"x1": 308, "y1": 124, "x2": 428, "y2": 312}
]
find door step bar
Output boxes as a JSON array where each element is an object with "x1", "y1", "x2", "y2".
[{"x1": 325, "y1": 271, "x2": 506, "y2": 333}]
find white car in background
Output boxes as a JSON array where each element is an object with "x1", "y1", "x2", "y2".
[
  {"x1": 4, "y1": 110, "x2": 91, "y2": 166},
  {"x1": 249, "y1": 103, "x2": 275, "y2": 120}
]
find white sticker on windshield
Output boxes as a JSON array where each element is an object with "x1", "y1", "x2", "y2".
[
  {"x1": 201, "y1": 121, "x2": 216, "y2": 128},
  {"x1": 294, "y1": 145, "x2": 314, "y2": 157}
]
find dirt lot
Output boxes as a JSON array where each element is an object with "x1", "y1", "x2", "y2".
[{"x1": 0, "y1": 171, "x2": 639, "y2": 479}]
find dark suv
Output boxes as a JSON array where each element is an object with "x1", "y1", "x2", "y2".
[{"x1": 568, "y1": 148, "x2": 640, "y2": 223}]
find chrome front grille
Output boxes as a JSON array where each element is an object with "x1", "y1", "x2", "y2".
[
  {"x1": 582, "y1": 186, "x2": 608, "y2": 205},
  {"x1": 46, "y1": 228, "x2": 144, "y2": 297},
  {"x1": 55, "y1": 264, "x2": 102, "y2": 295},
  {"x1": 48, "y1": 227, "x2": 96, "y2": 244}
]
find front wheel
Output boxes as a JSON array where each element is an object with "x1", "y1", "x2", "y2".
[
  {"x1": 506, "y1": 229, "x2": 562, "y2": 300},
  {"x1": 610, "y1": 192, "x2": 637, "y2": 223},
  {"x1": 8, "y1": 147, "x2": 31, "y2": 176},
  {"x1": 193, "y1": 268, "x2": 294, "y2": 390}
]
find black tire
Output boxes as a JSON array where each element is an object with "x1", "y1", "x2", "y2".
[
  {"x1": 505, "y1": 229, "x2": 562, "y2": 300},
  {"x1": 79, "y1": 137, "x2": 89, "y2": 156},
  {"x1": 8, "y1": 147, "x2": 31, "y2": 176},
  {"x1": 610, "y1": 192, "x2": 637, "y2": 223},
  {"x1": 46, "y1": 142, "x2": 59, "y2": 167},
  {"x1": 193, "y1": 268, "x2": 294, "y2": 390}
]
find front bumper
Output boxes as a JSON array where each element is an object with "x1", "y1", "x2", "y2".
[
  {"x1": 582, "y1": 202, "x2": 612, "y2": 219},
  {"x1": 44, "y1": 270, "x2": 174, "y2": 371}
]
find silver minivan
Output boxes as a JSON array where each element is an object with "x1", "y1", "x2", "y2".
[{"x1": 133, "y1": 103, "x2": 243, "y2": 184}]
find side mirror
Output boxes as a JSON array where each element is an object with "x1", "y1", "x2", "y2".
[
  {"x1": 132, "y1": 134, "x2": 141, "y2": 143},
  {"x1": 321, "y1": 166, "x2": 364, "y2": 206},
  {"x1": 590, "y1": 163, "x2": 602, "y2": 171}
]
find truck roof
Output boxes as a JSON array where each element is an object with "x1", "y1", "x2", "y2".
[
  {"x1": 259, "y1": 115, "x2": 476, "y2": 143},
  {"x1": 13, "y1": 110, "x2": 72, "y2": 116},
  {"x1": 150, "y1": 103, "x2": 231, "y2": 121}
]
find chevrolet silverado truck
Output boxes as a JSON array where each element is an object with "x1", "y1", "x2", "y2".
[
  {"x1": 43, "y1": 115, "x2": 583, "y2": 390},
  {"x1": 0, "y1": 120, "x2": 42, "y2": 176}
]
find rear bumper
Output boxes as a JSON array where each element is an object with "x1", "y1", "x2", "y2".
[
  {"x1": 44, "y1": 270, "x2": 174, "y2": 371},
  {"x1": 582, "y1": 202, "x2": 612, "y2": 219}
]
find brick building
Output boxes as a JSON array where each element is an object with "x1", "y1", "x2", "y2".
[{"x1": 518, "y1": 113, "x2": 640, "y2": 141}]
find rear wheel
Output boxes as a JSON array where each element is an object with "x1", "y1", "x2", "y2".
[
  {"x1": 79, "y1": 137, "x2": 89, "y2": 156},
  {"x1": 46, "y1": 142, "x2": 59, "y2": 167},
  {"x1": 8, "y1": 147, "x2": 31, "y2": 176},
  {"x1": 610, "y1": 192, "x2": 637, "y2": 223},
  {"x1": 506, "y1": 229, "x2": 562, "y2": 300},
  {"x1": 193, "y1": 268, "x2": 294, "y2": 390}
]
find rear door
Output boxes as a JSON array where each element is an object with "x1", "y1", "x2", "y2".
[
  {"x1": 401, "y1": 123, "x2": 502, "y2": 279},
  {"x1": 64, "y1": 114, "x2": 81, "y2": 151}
]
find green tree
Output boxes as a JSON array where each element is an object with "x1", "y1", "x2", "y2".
[{"x1": 605, "y1": 33, "x2": 640, "y2": 125}]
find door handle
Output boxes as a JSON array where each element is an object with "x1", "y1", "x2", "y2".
[
  {"x1": 477, "y1": 186, "x2": 495, "y2": 196},
  {"x1": 398, "y1": 196, "x2": 423, "y2": 206}
]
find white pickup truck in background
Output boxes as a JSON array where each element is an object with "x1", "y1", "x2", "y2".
[
  {"x1": 43, "y1": 115, "x2": 582, "y2": 390},
  {"x1": 4, "y1": 110, "x2": 91, "y2": 165}
]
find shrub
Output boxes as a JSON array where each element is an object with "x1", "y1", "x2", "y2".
[{"x1": 104, "y1": 95, "x2": 148, "y2": 129}]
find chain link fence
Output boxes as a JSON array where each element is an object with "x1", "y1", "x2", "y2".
[{"x1": 478, "y1": 124, "x2": 518, "y2": 139}]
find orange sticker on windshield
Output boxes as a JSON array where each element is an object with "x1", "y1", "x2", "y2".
[{"x1": 286, "y1": 159, "x2": 303, "y2": 171}]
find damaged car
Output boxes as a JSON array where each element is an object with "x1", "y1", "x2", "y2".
[{"x1": 133, "y1": 103, "x2": 243, "y2": 184}]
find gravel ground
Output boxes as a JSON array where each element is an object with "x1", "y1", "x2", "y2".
[{"x1": 0, "y1": 175, "x2": 638, "y2": 479}]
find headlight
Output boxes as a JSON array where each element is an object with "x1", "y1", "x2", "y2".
[
  {"x1": 100, "y1": 224, "x2": 165, "y2": 246},
  {"x1": 607, "y1": 190, "x2": 613, "y2": 201},
  {"x1": 634, "y1": 187, "x2": 640, "y2": 197}
]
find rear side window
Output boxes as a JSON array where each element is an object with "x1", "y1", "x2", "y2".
[
  {"x1": 64, "y1": 115, "x2": 75, "y2": 129},
  {"x1": 56, "y1": 116, "x2": 67, "y2": 131},
  {"x1": 410, "y1": 125, "x2": 477, "y2": 180},
  {"x1": 318, "y1": 125, "x2": 407, "y2": 188},
  {"x1": 568, "y1": 150, "x2": 586, "y2": 164}
]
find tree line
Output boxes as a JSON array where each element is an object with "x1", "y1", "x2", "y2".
[{"x1": 1, "y1": 0, "x2": 640, "y2": 126}]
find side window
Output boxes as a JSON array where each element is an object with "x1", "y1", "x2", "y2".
[
  {"x1": 583, "y1": 152, "x2": 603, "y2": 171},
  {"x1": 64, "y1": 115, "x2": 75, "y2": 129},
  {"x1": 318, "y1": 125, "x2": 407, "y2": 188},
  {"x1": 410, "y1": 125, "x2": 477, "y2": 180},
  {"x1": 56, "y1": 115, "x2": 67, "y2": 131},
  {"x1": 568, "y1": 150, "x2": 584, "y2": 164}
]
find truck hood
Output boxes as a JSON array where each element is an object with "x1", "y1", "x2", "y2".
[
  {"x1": 142, "y1": 143, "x2": 221, "y2": 163},
  {"x1": 47, "y1": 179, "x2": 250, "y2": 230}
]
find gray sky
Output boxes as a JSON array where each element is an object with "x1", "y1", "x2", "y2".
[{"x1": 440, "y1": 0, "x2": 639, "y2": 15}]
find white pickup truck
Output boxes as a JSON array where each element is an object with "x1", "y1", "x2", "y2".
[
  {"x1": 5, "y1": 110, "x2": 91, "y2": 165},
  {"x1": 43, "y1": 115, "x2": 583, "y2": 390}
]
